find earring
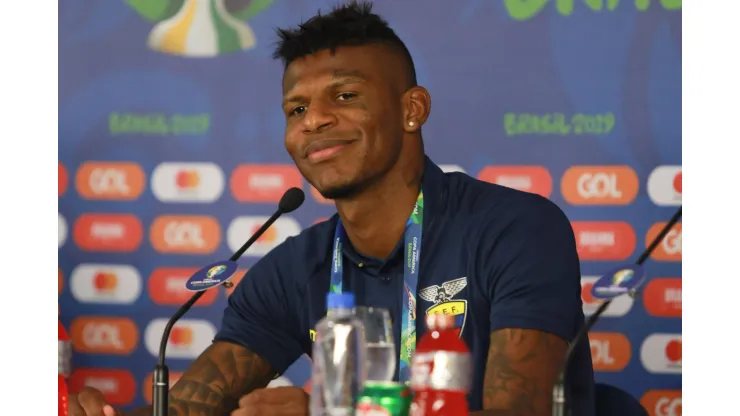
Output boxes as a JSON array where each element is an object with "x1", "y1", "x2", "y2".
[{"x1": 408, "y1": 121, "x2": 415, "y2": 126}]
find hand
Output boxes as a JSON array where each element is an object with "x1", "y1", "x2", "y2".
[
  {"x1": 232, "y1": 386, "x2": 309, "y2": 416},
  {"x1": 68, "y1": 386, "x2": 122, "y2": 416}
]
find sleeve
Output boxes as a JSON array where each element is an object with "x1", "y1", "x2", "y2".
[
  {"x1": 482, "y1": 196, "x2": 583, "y2": 341},
  {"x1": 213, "y1": 242, "x2": 304, "y2": 375}
]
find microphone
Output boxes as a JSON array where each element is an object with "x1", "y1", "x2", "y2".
[
  {"x1": 152, "y1": 187, "x2": 305, "y2": 416},
  {"x1": 552, "y1": 206, "x2": 682, "y2": 416}
]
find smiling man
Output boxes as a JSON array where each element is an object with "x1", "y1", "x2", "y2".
[{"x1": 70, "y1": 2, "x2": 594, "y2": 416}]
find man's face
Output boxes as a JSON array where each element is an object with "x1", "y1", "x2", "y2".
[{"x1": 281, "y1": 44, "x2": 407, "y2": 199}]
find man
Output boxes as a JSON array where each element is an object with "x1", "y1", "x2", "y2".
[{"x1": 71, "y1": 2, "x2": 594, "y2": 415}]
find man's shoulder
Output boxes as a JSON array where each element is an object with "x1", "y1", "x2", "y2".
[{"x1": 447, "y1": 172, "x2": 569, "y2": 229}]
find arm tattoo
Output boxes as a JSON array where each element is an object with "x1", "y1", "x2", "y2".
[
  {"x1": 125, "y1": 342, "x2": 274, "y2": 416},
  {"x1": 482, "y1": 328, "x2": 567, "y2": 416}
]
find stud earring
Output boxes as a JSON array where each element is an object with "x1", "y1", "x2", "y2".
[{"x1": 408, "y1": 121, "x2": 415, "y2": 126}]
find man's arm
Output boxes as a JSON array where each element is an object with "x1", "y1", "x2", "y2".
[
  {"x1": 470, "y1": 329, "x2": 567, "y2": 416},
  {"x1": 126, "y1": 342, "x2": 274, "y2": 416}
]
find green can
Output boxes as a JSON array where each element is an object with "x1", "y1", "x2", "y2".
[{"x1": 354, "y1": 381, "x2": 411, "y2": 416}]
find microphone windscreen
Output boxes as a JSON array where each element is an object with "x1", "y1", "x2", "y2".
[{"x1": 279, "y1": 187, "x2": 305, "y2": 213}]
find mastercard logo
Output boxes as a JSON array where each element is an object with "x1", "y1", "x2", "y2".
[
  {"x1": 69, "y1": 368, "x2": 136, "y2": 406},
  {"x1": 59, "y1": 162, "x2": 68, "y2": 197},
  {"x1": 93, "y1": 272, "x2": 118, "y2": 293},
  {"x1": 176, "y1": 169, "x2": 200, "y2": 190},
  {"x1": 169, "y1": 326, "x2": 194, "y2": 347}
]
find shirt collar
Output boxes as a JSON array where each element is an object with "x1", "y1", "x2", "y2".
[{"x1": 342, "y1": 155, "x2": 448, "y2": 269}]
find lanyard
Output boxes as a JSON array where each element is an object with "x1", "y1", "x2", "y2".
[{"x1": 330, "y1": 191, "x2": 424, "y2": 384}]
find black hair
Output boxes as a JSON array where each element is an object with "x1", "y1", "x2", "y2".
[{"x1": 273, "y1": 1, "x2": 417, "y2": 87}]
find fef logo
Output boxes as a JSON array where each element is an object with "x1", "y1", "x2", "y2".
[
  {"x1": 418, "y1": 277, "x2": 469, "y2": 337},
  {"x1": 73, "y1": 214, "x2": 143, "y2": 252},
  {"x1": 150, "y1": 215, "x2": 221, "y2": 254},
  {"x1": 70, "y1": 264, "x2": 142, "y2": 305},
  {"x1": 571, "y1": 221, "x2": 636, "y2": 261},
  {"x1": 580, "y1": 277, "x2": 633, "y2": 317},
  {"x1": 151, "y1": 162, "x2": 225, "y2": 203},
  {"x1": 70, "y1": 317, "x2": 138, "y2": 355},
  {"x1": 144, "y1": 318, "x2": 217, "y2": 359},
  {"x1": 641, "y1": 390, "x2": 682, "y2": 416},
  {"x1": 227, "y1": 216, "x2": 302, "y2": 256},
  {"x1": 646, "y1": 223, "x2": 682, "y2": 261},
  {"x1": 149, "y1": 268, "x2": 218, "y2": 306},
  {"x1": 640, "y1": 334, "x2": 681, "y2": 374},
  {"x1": 647, "y1": 166, "x2": 682, "y2": 206},
  {"x1": 561, "y1": 166, "x2": 639, "y2": 205},
  {"x1": 477, "y1": 166, "x2": 552, "y2": 198},
  {"x1": 76, "y1": 162, "x2": 146, "y2": 200},
  {"x1": 69, "y1": 368, "x2": 136, "y2": 406},
  {"x1": 643, "y1": 278, "x2": 682, "y2": 318},
  {"x1": 588, "y1": 332, "x2": 631, "y2": 371},
  {"x1": 143, "y1": 371, "x2": 183, "y2": 404},
  {"x1": 59, "y1": 162, "x2": 68, "y2": 196},
  {"x1": 127, "y1": 0, "x2": 274, "y2": 57},
  {"x1": 231, "y1": 164, "x2": 303, "y2": 203}
]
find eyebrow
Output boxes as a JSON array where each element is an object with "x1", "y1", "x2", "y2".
[{"x1": 283, "y1": 70, "x2": 369, "y2": 105}]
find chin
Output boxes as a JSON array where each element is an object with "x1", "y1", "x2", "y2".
[{"x1": 316, "y1": 182, "x2": 361, "y2": 200}]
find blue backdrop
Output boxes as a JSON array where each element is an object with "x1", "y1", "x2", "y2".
[{"x1": 58, "y1": 0, "x2": 682, "y2": 413}]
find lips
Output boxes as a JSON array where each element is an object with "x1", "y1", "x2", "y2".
[{"x1": 304, "y1": 138, "x2": 355, "y2": 163}]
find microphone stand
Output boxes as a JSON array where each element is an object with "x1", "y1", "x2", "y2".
[
  {"x1": 152, "y1": 189, "x2": 304, "y2": 416},
  {"x1": 552, "y1": 206, "x2": 682, "y2": 416}
]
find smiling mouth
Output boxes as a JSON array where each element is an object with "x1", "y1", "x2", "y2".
[{"x1": 305, "y1": 139, "x2": 355, "y2": 163}]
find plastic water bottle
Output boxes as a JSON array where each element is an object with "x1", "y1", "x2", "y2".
[
  {"x1": 310, "y1": 292, "x2": 367, "y2": 416},
  {"x1": 410, "y1": 314, "x2": 471, "y2": 416}
]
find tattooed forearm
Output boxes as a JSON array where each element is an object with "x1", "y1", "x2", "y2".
[
  {"x1": 482, "y1": 328, "x2": 567, "y2": 416},
  {"x1": 125, "y1": 342, "x2": 274, "y2": 416}
]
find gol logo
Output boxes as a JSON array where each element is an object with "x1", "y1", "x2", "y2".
[
  {"x1": 59, "y1": 268, "x2": 64, "y2": 296},
  {"x1": 150, "y1": 215, "x2": 221, "y2": 254},
  {"x1": 588, "y1": 332, "x2": 631, "y2": 371},
  {"x1": 641, "y1": 390, "x2": 681, "y2": 416},
  {"x1": 226, "y1": 269, "x2": 248, "y2": 297},
  {"x1": 571, "y1": 221, "x2": 636, "y2": 261},
  {"x1": 561, "y1": 166, "x2": 639, "y2": 205},
  {"x1": 149, "y1": 268, "x2": 218, "y2": 306},
  {"x1": 477, "y1": 166, "x2": 552, "y2": 198},
  {"x1": 59, "y1": 163, "x2": 68, "y2": 197},
  {"x1": 646, "y1": 223, "x2": 681, "y2": 261},
  {"x1": 643, "y1": 278, "x2": 681, "y2": 317},
  {"x1": 73, "y1": 214, "x2": 143, "y2": 252},
  {"x1": 143, "y1": 371, "x2": 183, "y2": 404},
  {"x1": 76, "y1": 162, "x2": 145, "y2": 200},
  {"x1": 70, "y1": 317, "x2": 138, "y2": 355},
  {"x1": 231, "y1": 164, "x2": 303, "y2": 203},
  {"x1": 69, "y1": 368, "x2": 136, "y2": 406},
  {"x1": 310, "y1": 186, "x2": 333, "y2": 205}
]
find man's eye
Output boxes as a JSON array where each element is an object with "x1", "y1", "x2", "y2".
[
  {"x1": 337, "y1": 93, "x2": 357, "y2": 101},
  {"x1": 289, "y1": 106, "x2": 306, "y2": 116}
]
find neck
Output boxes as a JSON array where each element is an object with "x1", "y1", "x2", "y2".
[{"x1": 336, "y1": 156, "x2": 424, "y2": 259}]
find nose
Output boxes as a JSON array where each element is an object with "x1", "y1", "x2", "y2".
[{"x1": 302, "y1": 99, "x2": 337, "y2": 134}]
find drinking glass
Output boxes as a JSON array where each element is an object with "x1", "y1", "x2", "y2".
[{"x1": 353, "y1": 306, "x2": 396, "y2": 382}]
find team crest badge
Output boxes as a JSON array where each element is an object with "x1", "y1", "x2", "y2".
[{"x1": 418, "y1": 277, "x2": 468, "y2": 337}]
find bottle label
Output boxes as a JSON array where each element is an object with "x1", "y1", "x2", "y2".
[
  {"x1": 58, "y1": 340, "x2": 72, "y2": 377},
  {"x1": 411, "y1": 351, "x2": 472, "y2": 392},
  {"x1": 355, "y1": 402, "x2": 392, "y2": 416}
]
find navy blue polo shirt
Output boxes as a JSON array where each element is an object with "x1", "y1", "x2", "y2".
[{"x1": 215, "y1": 157, "x2": 595, "y2": 415}]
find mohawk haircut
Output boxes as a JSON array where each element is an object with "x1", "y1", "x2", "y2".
[{"x1": 273, "y1": 1, "x2": 418, "y2": 87}]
